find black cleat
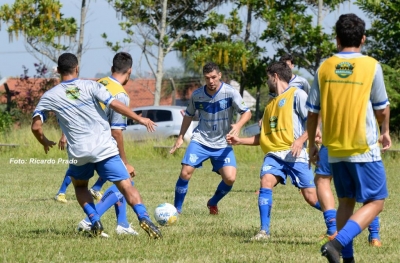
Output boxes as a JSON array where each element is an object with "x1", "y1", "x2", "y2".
[
  {"x1": 343, "y1": 257, "x2": 355, "y2": 263},
  {"x1": 321, "y1": 241, "x2": 341, "y2": 263},
  {"x1": 90, "y1": 220, "x2": 104, "y2": 237},
  {"x1": 139, "y1": 218, "x2": 162, "y2": 239}
]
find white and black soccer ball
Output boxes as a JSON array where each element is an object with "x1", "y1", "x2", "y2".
[{"x1": 154, "y1": 203, "x2": 178, "y2": 226}]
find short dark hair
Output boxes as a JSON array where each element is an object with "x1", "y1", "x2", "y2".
[
  {"x1": 57, "y1": 53, "x2": 78, "y2": 75},
  {"x1": 203, "y1": 62, "x2": 220, "y2": 74},
  {"x1": 112, "y1": 52, "x2": 133, "y2": 74},
  {"x1": 335, "y1": 13, "x2": 365, "y2": 48},
  {"x1": 266, "y1": 62, "x2": 292, "y2": 83},
  {"x1": 279, "y1": 53, "x2": 294, "y2": 64}
]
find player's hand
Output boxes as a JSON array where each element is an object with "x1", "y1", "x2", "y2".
[
  {"x1": 290, "y1": 139, "x2": 303, "y2": 157},
  {"x1": 228, "y1": 123, "x2": 241, "y2": 136},
  {"x1": 43, "y1": 138, "x2": 57, "y2": 154},
  {"x1": 379, "y1": 132, "x2": 391, "y2": 153},
  {"x1": 308, "y1": 144, "x2": 319, "y2": 168},
  {"x1": 126, "y1": 163, "x2": 136, "y2": 178},
  {"x1": 58, "y1": 134, "x2": 67, "y2": 150},
  {"x1": 315, "y1": 128, "x2": 322, "y2": 145},
  {"x1": 139, "y1": 117, "x2": 157, "y2": 132},
  {"x1": 226, "y1": 134, "x2": 241, "y2": 145},
  {"x1": 170, "y1": 137, "x2": 184, "y2": 154}
]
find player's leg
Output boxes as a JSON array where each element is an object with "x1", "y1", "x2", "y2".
[
  {"x1": 114, "y1": 192, "x2": 139, "y2": 235},
  {"x1": 174, "y1": 141, "x2": 206, "y2": 213},
  {"x1": 96, "y1": 155, "x2": 161, "y2": 239},
  {"x1": 208, "y1": 147, "x2": 237, "y2": 214},
  {"x1": 368, "y1": 216, "x2": 381, "y2": 247},
  {"x1": 90, "y1": 176, "x2": 106, "y2": 201},
  {"x1": 54, "y1": 173, "x2": 71, "y2": 203}
]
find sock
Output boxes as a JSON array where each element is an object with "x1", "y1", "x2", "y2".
[
  {"x1": 114, "y1": 194, "x2": 130, "y2": 228},
  {"x1": 83, "y1": 203, "x2": 100, "y2": 224},
  {"x1": 91, "y1": 176, "x2": 106, "y2": 191},
  {"x1": 174, "y1": 177, "x2": 189, "y2": 213},
  {"x1": 57, "y1": 175, "x2": 71, "y2": 194},
  {"x1": 258, "y1": 188, "x2": 273, "y2": 233},
  {"x1": 133, "y1": 204, "x2": 150, "y2": 221},
  {"x1": 323, "y1": 209, "x2": 337, "y2": 235},
  {"x1": 208, "y1": 180, "x2": 233, "y2": 206},
  {"x1": 341, "y1": 240, "x2": 354, "y2": 259},
  {"x1": 84, "y1": 185, "x2": 120, "y2": 222},
  {"x1": 313, "y1": 201, "x2": 322, "y2": 211},
  {"x1": 368, "y1": 216, "x2": 380, "y2": 240},
  {"x1": 335, "y1": 220, "x2": 362, "y2": 247}
]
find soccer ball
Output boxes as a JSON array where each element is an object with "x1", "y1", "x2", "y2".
[{"x1": 154, "y1": 203, "x2": 178, "y2": 226}]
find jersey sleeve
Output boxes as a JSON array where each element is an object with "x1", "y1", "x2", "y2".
[
  {"x1": 306, "y1": 72, "x2": 321, "y2": 113},
  {"x1": 93, "y1": 81, "x2": 114, "y2": 107},
  {"x1": 32, "y1": 93, "x2": 50, "y2": 123},
  {"x1": 108, "y1": 93, "x2": 129, "y2": 130},
  {"x1": 232, "y1": 89, "x2": 249, "y2": 114},
  {"x1": 302, "y1": 78, "x2": 311, "y2": 95},
  {"x1": 295, "y1": 89, "x2": 309, "y2": 121},
  {"x1": 370, "y1": 63, "x2": 389, "y2": 110},
  {"x1": 185, "y1": 92, "x2": 197, "y2": 117}
]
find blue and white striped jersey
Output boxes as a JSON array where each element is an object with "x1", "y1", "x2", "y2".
[{"x1": 289, "y1": 75, "x2": 311, "y2": 94}]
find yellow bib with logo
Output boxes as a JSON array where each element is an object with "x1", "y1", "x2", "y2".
[
  {"x1": 318, "y1": 55, "x2": 377, "y2": 157},
  {"x1": 98, "y1": 77, "x2": 128, "y2": 110},
  {"x1": 260, "y1": 87, "x2": 296, "y2": 154}
]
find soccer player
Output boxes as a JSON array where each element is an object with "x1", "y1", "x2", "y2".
[
  {"x1": 306, "y1": 13, "x2": 390, "y2": 263},
  {"x1": 226, "y1": 61, "x2": 322, "y2": 240},
  {"x1": 32, "y1": 53, "x2": 162, "y2": 239},
  {"x1": 170, "y1": 62, "x2": 251, "y2": 215},
  {"x1": 279, "y1": 53, "x2": 311, "y2": 94},
  {"x1": 54, "y1": 52, "x2": 136, "y2": 203}
]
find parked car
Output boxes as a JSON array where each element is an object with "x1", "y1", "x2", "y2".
[
  {"x1": 124, "y1": 106, "x2": 199, "y2": 142},
  {"x1": 241, "y1": 123, "x2": 261, "y2": 137}
]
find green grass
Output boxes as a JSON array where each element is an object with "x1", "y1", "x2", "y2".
[{"x1": 1, "y1": 127, "x2": 400, "y2": 262}]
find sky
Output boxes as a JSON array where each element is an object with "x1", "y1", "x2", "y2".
[{"x1": 0, "y1": 0, "x2": 370, "y2": 79}]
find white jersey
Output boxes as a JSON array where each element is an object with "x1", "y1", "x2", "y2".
[
  {"x1": 32, "y1": 78, "x2": 119, "y2": 165},
  {"x1": 289, "y1": 75, "x2": 311, "y2": 94},
  {"x1": 185, "y1": 82, "x2": 249, "y2": 148}
]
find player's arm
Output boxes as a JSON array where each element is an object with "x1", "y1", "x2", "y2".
[
  {"x1": 305, "y1": 73, "x2": 321, "y2": 165},
  {"x1": 377, "y1": 105, "x2": 391, "y2": 152},
  {"x1": 226, "y1": 134, "x2": 260, "y2": 146},
  {"x1": 31, "y1": 116, "x2": 56, "y2": 153},
  {"x1": 230, "y1": 110, "x2": 252, "y2": 136},
  {"x1": 58, "y1": 132, "x2": 67, "y2": 150}
]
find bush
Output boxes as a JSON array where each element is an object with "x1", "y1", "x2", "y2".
[{"x1": 0, "y1": 110, "x2": 13, "y2": 133}]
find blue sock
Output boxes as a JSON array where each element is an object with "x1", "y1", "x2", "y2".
[
  {"x1": 133, "y1": 204, "x2": 150, "y2": 221},
  {"x1": 83, "y1": 203, "x2": 100, "y2": 224},
  {"x1": 91, "y1": 177, "x2": 106, "y2": 191},
  {"x1": 259, "y1": 188, "x2": 273, "y2": 233},
  {"x1": 57, "y1": 175, "x2": 71, "y2": 194},
  {"x1": 174, "y1": 177, "x2": 189, "y2": 213},
  {"x1": 84, "y1": 185, "x2": 120, "y2": 221},
  {"x1": 114, "y1": 196, "x2": 129, "y2": 228},
  {"x1": 336, "y1": 220, "x2": 362, "y2": 247},
  {"x1": 341, "y1": 240, "x2": 354, "y2": 259},
  {"x1": 313, "y1": 201, "x2": 322, "y2": 211},
  {"x1": 368, "y1": 216, "x2": 380, "y2": 240},
  {"x1": 323, "y1": 209, "x2": 337, "y2": 235},
  {"x1": 208, "y1": 180, "x2": 233, "y2": 206}
]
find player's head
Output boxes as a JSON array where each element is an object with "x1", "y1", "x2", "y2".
[
  {"x1": 335, "y1": 13, "x2": 366, "y2": 49},
  {"x1": 279, "y1": 53, "x2": 294, "y2": 69},
  {"x1": 112, "y1": 52, "x2": 133, "y2": 85},
  {"x1": 57, "y1": 53, "x2": 78, "y2": 76},
  {"x1": 203, "y1": 62, "x2": 222, "y2": 92},
  {"x1": 266, "y1": 62, "x2": 292, "y2": 92}
]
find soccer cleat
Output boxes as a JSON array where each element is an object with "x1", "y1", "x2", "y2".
[
  {"x1": 89, "y1": 188, "x2": 103, "y2": 202},
  {"x1": 369, "y1": 238, "x2": 382, "y2": 247},
  {"x1": 54, "y1": 193, "x2": 67, "y2": 203},
  {"x1": 319, "y1": 231, "x2": 338, "y2": 245},
  {"x1": 207, "y1": 200, "x2": 218, "y2": 215},
  {"x1": 116, "y1": 224, "x2": 139, "y2": 236},
  {"x1": 250, "y1": 230, "x2": 270, "y2": 241},
  {"x1": 77, "y1": 220, "x2": 109, "y2": 238},
  {"x1": 139, "y1": 218, "x2": 162, "y2": 239},
  {"x1": 321, "y1": 242, "x2": 341, "y2": 263},
  {"x1": 343, "y1": 257, "x2": 355, "y2": 263},
  {"x1": 91, "y1": 220, "x2": 104, "y2": 237}
]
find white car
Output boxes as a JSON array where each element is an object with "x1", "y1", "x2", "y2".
[
  {"x1": 124, "y1": 106, "x2": 199, "y2": 142},
  {"x1": 242, "y1": 123, "x2": 261, "y2": 137}
]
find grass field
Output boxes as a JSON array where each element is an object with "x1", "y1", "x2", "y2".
[{"x1": 0, "y1": 127, "x2": 399, "y2": 263}]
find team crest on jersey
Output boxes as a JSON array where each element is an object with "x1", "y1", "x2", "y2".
[
  {"x1": 65, "y1": 86, "x2": 80, "y2": 100},
  {"x1": 269, "y1": 116, "x2": 278, "y2": 129},
  {"x1": 219, "y1": 99, "x2": 227, "y2": 109},
  {"x1": 335, "y1": 62, "x2": 354, "y2": 78},
  {"x1": 258, "y1": 197, "x2": 269, "y2": 206},
  {"x1": 278, "y1": 99, "x2": 286, "y2": 108},
  {"x1": 99, "y1": 80, "x2": 109, "y2": 86},
  {"x1": 189, "y1": 154, "x2": 199, "y2": 163}
]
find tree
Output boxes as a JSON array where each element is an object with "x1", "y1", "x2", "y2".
[
  {"x1": 104, "y1": 0, "x2": 227, "y2": 106},
  {"x1": 0, "y1": 0, "x2": 88, "y2": 70}
]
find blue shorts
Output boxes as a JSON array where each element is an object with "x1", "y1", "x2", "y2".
[
  {"x1": 182, "y1": 141, "x2": 237, "y2": 173},
  {"x1": 66, "y1": 155, "x2": 130, "y2": 182},
  {"x1": 315, "y1": 145, "x2": 331, "y2": 176},
  {"x1": 260, "y1": 155, "x2": 315, "y2": 189},
  {"x1": 330, "y1": 161, "x2": 388, "y2": 203}
]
